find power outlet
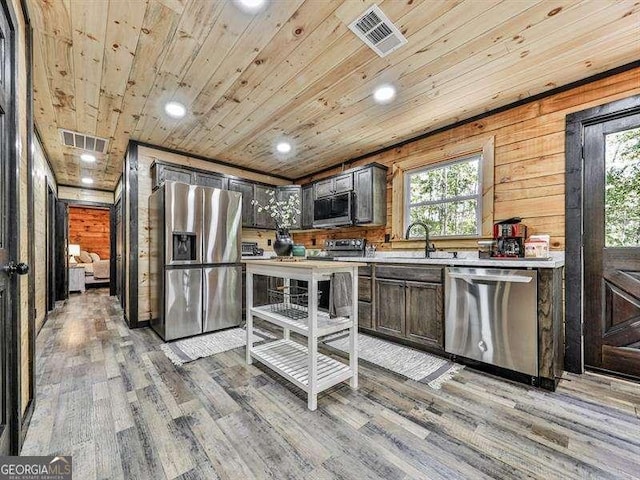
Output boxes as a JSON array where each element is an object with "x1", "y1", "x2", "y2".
[{"x1": 267, "y1": 239, "x2": 272, "y2": 246}]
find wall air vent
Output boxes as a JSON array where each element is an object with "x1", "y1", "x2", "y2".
[
  {"x1": 348, "y1": 5, "x2": 407, "y2": 58},
  {"x1": 59, "y1": 129, "x2": 108, "y2": 154}
]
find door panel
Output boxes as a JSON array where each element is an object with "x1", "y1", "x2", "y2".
[
  {"x1": 254, "y1": 185, "x2": 276, "y2": 229},
  {"x1": 405, "y1": 281, "x2": 444, "y2": 349},
  {"x1": 165, "y1": 269, "x2": 202, "y2": 340},
  {"x1": 0, "y1": 6, "x2": 14, "y2": 454},
  {"x1": 203, "y1": 266, "x2": 242, "y2": 332},
  {"x1": 228, "y1": 179, "x2": 254, "y2": 227},
  {"x1": 375, "y1": 279, "x2": 405, "y2": 336},
  {"x1": 203, "y1": 189, "x2": 241, "y2": 264},
  {"x1": 115, "y1": 198, "x2": 123, "y2": 305},
  {"x1": 584, "y1": 113, "x2": 640, "y2": 378}
]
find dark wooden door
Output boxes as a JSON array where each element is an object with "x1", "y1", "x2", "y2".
[
  {"x1": 115, "y1": 198, "x2": 123, "y2": 306},
  {"x1": 584, "y1": 112, "x2": 640, "y2": 378},
  {"x1": 405, "y1": 281, "x2": 444, "y2": 349},
  {"x1": 0, "y1": 4, "x2": 16, "y2": 455},
  {"x1": 46, "y1": 185, "x2": 56, "y2": 312},
  {"x1": 55, "y1": 201, "x2": 69, "y2": 301},
  {"x1": 375, "y1": 278, "x2": 405, "y2": 336},
  {"x1": 228, "y1": 179, "x2": 255, "y2": 227}
]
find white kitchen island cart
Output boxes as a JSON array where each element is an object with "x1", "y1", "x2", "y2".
[{"x1": 244, "y1": 259, "x2": 363, "y2": 411}]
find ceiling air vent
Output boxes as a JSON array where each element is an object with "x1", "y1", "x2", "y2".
[
  {"x1": 59, "y1": 129, "x2": 108, "y2": 154},
  {"x1": 348, "y1": 5, "x2": 407, "y2": 58}
]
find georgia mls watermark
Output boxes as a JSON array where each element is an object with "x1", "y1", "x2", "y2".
[{"x1": 0, "y1": 456, "x2": 72, "y2": 480}]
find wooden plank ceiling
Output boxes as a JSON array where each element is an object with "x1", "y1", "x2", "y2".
[{"x1": 29, "y1": 0, "x2": 640, "y2": 189}]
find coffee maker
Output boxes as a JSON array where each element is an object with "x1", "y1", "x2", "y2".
[{"x1": 492, "y1": 218, "x2": 527, "y2": 258}]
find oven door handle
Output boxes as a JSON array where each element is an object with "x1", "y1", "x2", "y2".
[{"x1": 448, "y1": 272, "x2": 533, "y2": 283}]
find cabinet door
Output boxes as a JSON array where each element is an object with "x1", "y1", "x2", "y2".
[
  {"x1": 301, "y1": 184, "x2": 314, "y2": 229},
  {"x1": 358, "y1": 301, "x2": 373, "y2": 329},
  {"x1": 159, "y1": 165, "x2": 193, "y2": 187},
  {"x1": 228, "y1": 179, "x2": 255, "y2": 227},
  {"x1": 314, "y1": 179, "x2": 334, "y2": 198},
  {"x1": 254, "y1": 185, "x2": 277, "y2": 229},
  {"x1": 253, "y1": 274, "x2": 271, "y2": 306},
  {"x1": 333, "y1": 173, "x2": 353, "y2": 194},
  {"x1": 195, "y1": 172, "x2": 226, "y2": 190},
  {"x1": 354, "y1": 167, "x2": 373, "y2": 224},
  {"x1": 375, "y1": 279, "x2": 405, "y2": 337},
  {"x1": 358, "y1": 276, "x2": 372, "y2": 302},
  {"x1": 405, "y1": 281, "x2": 444, "y2": 349},
  {"x1": 276, "y1": 186, "x2": 301, "y2": 229}
]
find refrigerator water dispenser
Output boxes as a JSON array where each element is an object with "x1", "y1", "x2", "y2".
[{"x1": 172, "y1": 232, "x2": 197, "y2": 262}]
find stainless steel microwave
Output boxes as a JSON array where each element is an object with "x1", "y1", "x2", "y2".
[{"x1": 313, "y1": 192, "x2": 354, "y2": 228}]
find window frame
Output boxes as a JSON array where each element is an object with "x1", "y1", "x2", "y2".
[{"x1": 404, "y1": 153, "x2": 483, "y2": 239}]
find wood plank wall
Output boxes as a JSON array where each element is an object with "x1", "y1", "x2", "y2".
[
  {"x1": 33, "y1": 137, "x2": 56, "y2": 332},
  {"x1": 68, "y1": 207, "x2": 111, "y2": 259},
  {"x1": 293, "y1": 68, "x2": 640, "y2": 251},
  {"x1": 13, "y1": 0, "x2": 32, "y2": 416},
  {"x1": 58, "y1": 186, "x2": 114, "y2": 205}
]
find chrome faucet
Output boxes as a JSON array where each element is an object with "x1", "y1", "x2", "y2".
[{"x1": 405, "y1": 222, "x2": 437, "y2": 258}]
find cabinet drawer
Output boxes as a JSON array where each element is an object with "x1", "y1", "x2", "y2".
[
  {"x1": 358, "y1": 301, "x2": 372, "y2": 329},
  {"x1": 358, "y1": 276, "x2": 372, "y2": 302},
  {"x1": 375, "y1": 265, "x2": 442, "y2": 283},
  {"x1": 358, "y1": 265, "x2": 372, "y2": 277}
]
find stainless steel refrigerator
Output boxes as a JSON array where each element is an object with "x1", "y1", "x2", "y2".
[{"x1": 149, "y1": 181, "x2": 242, "y2": 341}]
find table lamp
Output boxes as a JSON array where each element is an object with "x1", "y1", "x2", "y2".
[{"x1": 69, "y1": 244, "x2": 80, "y2": 264}]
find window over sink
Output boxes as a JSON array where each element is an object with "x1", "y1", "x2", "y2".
[{"x1": 404, "y1": 153, "x2": 482, "y2": 237}]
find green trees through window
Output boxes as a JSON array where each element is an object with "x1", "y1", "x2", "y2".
[
  {"x1": 605, "y1": 126, "x2": 640, "y2": 247},
  {"x1": 405, "y1": 154, "x2": 481, "y2": 237}
]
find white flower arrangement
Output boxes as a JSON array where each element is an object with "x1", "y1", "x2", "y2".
[{"x1": 251, "y1": 190, "x2": 301, "y2": 230}]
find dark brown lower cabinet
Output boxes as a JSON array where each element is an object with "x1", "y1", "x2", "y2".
[
  {"x1": 375, "y1": 278, "x2": 406, "y2": 336},
  {"x1": 405, "y1": 281, "x2": 443, "y2": 348},
  {"x1": 358, "y1": 301, "x2": 372, "y2": 329},
  {"x1": 374, "y1": 273, "x2": 444, "y2": 350}
]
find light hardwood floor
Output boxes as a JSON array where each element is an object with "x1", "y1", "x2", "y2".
[{"x1": 22, "y1": 289, "x2": 640, "y2": 479}]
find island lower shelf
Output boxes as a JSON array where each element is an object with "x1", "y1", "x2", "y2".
[
  {"x1": 251, "y1": 339, "x2": 353, "y2": 392},
  {"x1": 250, "y1": 304, "x2": 351, "y2": 337}
]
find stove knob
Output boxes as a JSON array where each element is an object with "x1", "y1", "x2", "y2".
[
  {"x1": 355, "y1": 240, "x2": 361, "y2": 246},
  {"x1": 351, "y1": 240, "x2": 355, "y2": 246}
]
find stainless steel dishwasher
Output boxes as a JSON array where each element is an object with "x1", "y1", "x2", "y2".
[{"x1": 444, "y1": 267, "x2": 538, "y2": 376}]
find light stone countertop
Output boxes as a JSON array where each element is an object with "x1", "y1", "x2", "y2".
[{"x1": 332, "y1": 251, "x2": 565, "y2": 269}]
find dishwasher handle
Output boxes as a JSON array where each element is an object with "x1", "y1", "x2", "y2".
[{"x1": 448, "y1": 272, "x2": 533, "y2": 284}]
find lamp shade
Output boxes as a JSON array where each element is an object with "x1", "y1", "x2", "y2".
[{"x1": 68, "y1": 244, "x2": 81, "y2": 256}]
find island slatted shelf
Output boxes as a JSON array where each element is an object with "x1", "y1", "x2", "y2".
[{"x1": 244, "y1": 259, "x2": 364, "y2": 410}]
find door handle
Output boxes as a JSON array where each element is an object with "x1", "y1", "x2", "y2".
[{"x1": 4, "y1": 262, "x2": 29, "y2": 276}]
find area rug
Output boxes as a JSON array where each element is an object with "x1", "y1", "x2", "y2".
[
  {"x1": 160, "y1": 328, "x2": 273, "y2": 366},
  {"x1": 324, "y1": 333, "x2": 464, "y2": 390}
]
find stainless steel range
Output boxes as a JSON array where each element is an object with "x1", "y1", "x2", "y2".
[{"x1": 318, "y1": 238, "x2": 367, "y2": 259}]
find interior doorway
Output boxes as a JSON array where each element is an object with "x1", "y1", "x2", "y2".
[{"x1": 67, "y1": 205, "x2": 112, "y2": 291}]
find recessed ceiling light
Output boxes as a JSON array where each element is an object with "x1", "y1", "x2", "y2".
[
  {"x1": 164, "y1": 101, "x2": 186, "y2": 119},
  {"x1": 81, "y1": 177, "x2": 94, "y2": 185},
  {"x1": 81, "y1": 153, "x2": 96, "y2": 163},
  {"x1": 234, "y1": 0, "x2": 267, "y2": 13},
  {"x1": 276, "y1": 141, "x2": 292, "y2": 154},
  {"x1": 373, "y1": 84, "x2": 396, "y2": 104}
]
